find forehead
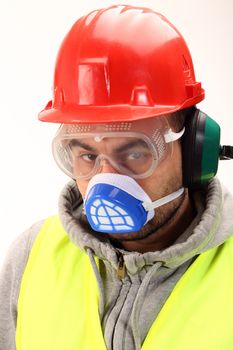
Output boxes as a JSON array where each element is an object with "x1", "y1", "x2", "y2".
[{"x1": 68, "y1": 135, "x2": 151, "y2": 154}]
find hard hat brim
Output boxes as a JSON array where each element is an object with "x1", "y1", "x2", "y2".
[{"x1": 38, "y1": 93, "x2": 204, "y2": 124}]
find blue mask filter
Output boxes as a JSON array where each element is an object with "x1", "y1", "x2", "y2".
[{"x1": 84, "y1": 173, "x2": 184, "y2": 234}]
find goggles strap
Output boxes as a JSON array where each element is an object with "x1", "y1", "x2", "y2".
[
  {"x1": 142, "y1": 187, "x2": 184, "y2": 211},
  {"x1": 164, "y1": 127, "x2": 185, "y2": 143}
]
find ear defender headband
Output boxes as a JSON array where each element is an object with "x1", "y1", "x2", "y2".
[{"x1": 182, "y1": 107, "x2": 233, "y2": 189}]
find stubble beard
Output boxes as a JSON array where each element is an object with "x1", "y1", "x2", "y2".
[{"x1": 123, "y1": 192, "x2": 185, "y2": 241}]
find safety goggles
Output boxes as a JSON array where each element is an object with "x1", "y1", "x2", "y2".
[{"x1": 52, "y1": 117, "x2": 184, "y2": 180}]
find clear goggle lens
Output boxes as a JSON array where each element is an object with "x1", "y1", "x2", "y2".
[{"x1": 52, "y1": 118, "x2": 184, "y2": 180}]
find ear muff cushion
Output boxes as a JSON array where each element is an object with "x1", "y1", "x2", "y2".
[
  {"x1": 182, "y1": 109, "x2": 220, "y2": 189},
  {"x1": 182, "y1": 108, "x2": 204, "y2": 188}
]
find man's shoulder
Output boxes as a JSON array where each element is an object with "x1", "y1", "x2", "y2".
[
  {"x1": 6, "y1": 220, "x2": 46, "y2": 264},
  {"x1": 0, "y1": 219, "x2": 47, "y2": 301},
  {"x1": 0, "y1": 218, "x2": 49, "y2": 347}
]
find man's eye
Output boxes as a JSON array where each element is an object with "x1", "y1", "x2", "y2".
[
  {"x1": 125, "y1": 151, "x2": 146, "y2": 160},
  {"x1": 128, "y1": 152, "x2": 142, "y2": 160},
  {"x1": 79, "y1": 154, "x2": 97, "y2": 162}
]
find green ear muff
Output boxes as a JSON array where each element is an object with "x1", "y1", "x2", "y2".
[{"x1": 182, "y1": 108, "x2": 221, "y2": 189}]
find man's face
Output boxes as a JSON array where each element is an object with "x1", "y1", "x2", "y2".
[{"x1": 75, "y1": 123, "x2": 184, "y2": 241}]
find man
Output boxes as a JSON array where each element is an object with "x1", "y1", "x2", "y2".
[{"x1": 1, "y1": 4, "x2": 233, "y2": 350}]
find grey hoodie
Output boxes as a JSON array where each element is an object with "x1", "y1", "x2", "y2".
[{"x1": 1, "y1": 178, "x2": 233, "y2": 350}]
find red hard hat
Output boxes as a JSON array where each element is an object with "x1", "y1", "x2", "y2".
[{"x1": 38, "y1": 5, "x2": 205, "y2": 124}]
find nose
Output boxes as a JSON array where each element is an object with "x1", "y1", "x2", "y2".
[{"x1": 98, "y1": 158, "x2": 119, "y2": 174}]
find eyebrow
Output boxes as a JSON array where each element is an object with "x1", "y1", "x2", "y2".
[
  {"x1": 68, "y1": 139, "x2": 98, "y2": 152},
  {"x1": 113, "y1": 139, "x2": 149, "y2": 153},
  {"x1": 68, "y1": 138, "x2": 148, "y2": 153}
]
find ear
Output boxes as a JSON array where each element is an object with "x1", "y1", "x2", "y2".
[{"x1": 182, "y1": 108, "x2": 221, "y2": 189}]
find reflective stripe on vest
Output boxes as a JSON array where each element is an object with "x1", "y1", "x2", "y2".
[{"x1": 16, "y1": 215, "x2": 233, "y2": 350}]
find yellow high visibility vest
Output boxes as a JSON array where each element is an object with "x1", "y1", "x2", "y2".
[{"x1": 16, "y1": 215, "x2": 233, "y2": 350}]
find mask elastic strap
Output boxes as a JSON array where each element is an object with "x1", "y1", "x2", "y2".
[{"x1": 142, "y1": 187, "x2": 184, "y2": 211}]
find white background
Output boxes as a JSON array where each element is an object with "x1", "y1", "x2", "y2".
[{"x1": 0, "y1": 0, "x2": 233, "y2": 268}]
